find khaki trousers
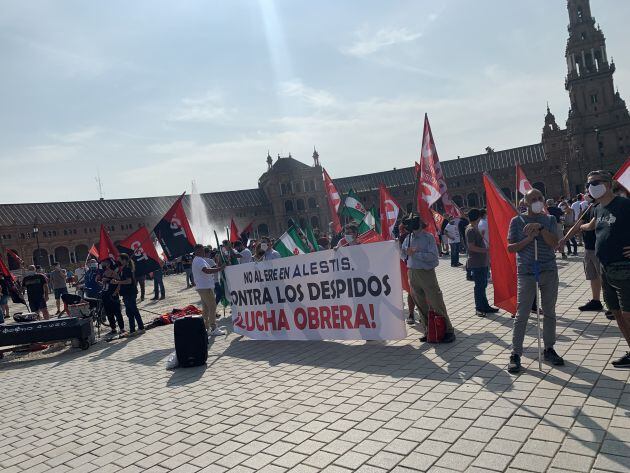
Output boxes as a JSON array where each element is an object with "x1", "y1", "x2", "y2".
[
  {"x1": 408, "y1": 267, "x2": 454, "y2": 334},
  {"x1": 197, "y1": 288, "x2": 217, "y2": 329}
]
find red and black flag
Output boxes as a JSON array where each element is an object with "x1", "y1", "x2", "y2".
[
  {"x1": 229, "y1": 218, "x2": 239, "y2": 243},
  {"x1": 153, "y1": 193, "x2": 196, "y2": 260},
  {"x1": 0, "y1": 256, "x2": 15, "y2": 282},
  {"x1": 240, "y1": 220, "x2": 254, "y2": 243},
  {"x1": 98, "y1": 225, "x2": 120, "y2": 262},
  {"x1": 6, "y1": 249, "x2": 22, "y2": 270},
  {"x1": 117, "y1": 226, "x2": 163, "y2": 277}
]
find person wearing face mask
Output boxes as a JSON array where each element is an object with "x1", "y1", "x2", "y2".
[
  {"x1": 260, "y1": 237, "x2": 281, "y2": 260},
  {"x1": 335, "y1": 224, "x2": 360, "y2": 249},
  {"x1": 579, "y1": 171, "x2": 630, "y2": 367},
  {"x1": 83, "y1": 259, "x2": 102, "y2": 299},
  {"x1": 401, "y1": 213, "x2": 456, "y2": 343},
  {"x1": 507, "y1": 189, "x2": 564, "y2": 373}
]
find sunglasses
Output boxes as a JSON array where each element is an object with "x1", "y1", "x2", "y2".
[{"x1": 586, "y1": 180, "x2": 608, "y2": 187}]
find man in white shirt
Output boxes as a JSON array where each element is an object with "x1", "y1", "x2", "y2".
[
  {"x1": 444, "y1": 219, "x2": 462, "y2": 267},
  {"x1": 260, "y1": 237, "x2": 281, "y2": 260},
  {"x1": 571, "y1": 198, "x2": 583, "y2": 221},
  {"x1": 192, "y1": 244, "x2": 225, "y2": 335},
  {"x1": 234, "y1": 240, "x2": 253, "y2": 264}
]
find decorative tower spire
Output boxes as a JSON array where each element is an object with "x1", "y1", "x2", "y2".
[{"x1": 312, "y1": 146, "x2": 320, "y2": 167}]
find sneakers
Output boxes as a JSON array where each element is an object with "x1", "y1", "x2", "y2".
[
  {"x1": 419, "y1": 335, "x2": 428, "y2": 342},
  {"x1": 208, "y1": 327, "x2": 226, "y2": 337},
  {"x1": 441, "y1": 333, "x2": 456, "y2": 343},
  {"x1": 475, "y1": 311, "x2": 487, "y2": 317},
  {"x1": 508, "y1": 354, "x2": 521, "y2": 373},
  {"x1": 605, "y1": 310, "x2": 615, "y2": 320},
  {"x1": 483, "y1": 307, "x2": 500, "y2": 313},
  {"x1": 406, "y1": 315, "x2": 415, "y2": 325},
  {"x1": 611, "y1": 352, "x2": 630, "y2": 368},
  {"x1": 561, "y1": 253, "x2": 568, "y2": 260},
  {"x1": 544, "y1": 348, "x2": 565, "y2": 366},
  {"x1": 578, "y1": 299, "x2": 604, "y2": 311}
]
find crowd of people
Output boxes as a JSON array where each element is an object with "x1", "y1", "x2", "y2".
[{"x1": 1, "y1": 168, "x2": 628, "y2": 374}]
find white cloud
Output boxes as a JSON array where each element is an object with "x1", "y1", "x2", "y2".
[
  {"x1": 169, "y1": 91, "x2": 234, "y2": 122},
  {"x1": 49, "y1": 126, "x2": 102, "y2": 144},
  {"x1": 279, "y1": 80, "x2": 337, "y2": 108},
  {"x1": 342, "y1": 27, "x2": 423, "y2": 57}
]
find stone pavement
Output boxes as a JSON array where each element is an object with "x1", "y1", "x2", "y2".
[{"x1": 1, "y1": 256, "x2": 629, "y2": 473}]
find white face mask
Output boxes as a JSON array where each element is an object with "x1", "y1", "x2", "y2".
[
  {"x1": 88, "y1": 263, "x2": 98, "y2": 270},
  {"x1": 531, "y1": 201, "x2": 545, "y2": 214},
  {"x1": 345, "y1": 234, "x2": 355, "y2": 243},
  {"x1": 589, "y1": 183, "x2": 607, "y2": 199},
  {"x1": 260, "y1": 243, "x2": 268, "y2": 252}
]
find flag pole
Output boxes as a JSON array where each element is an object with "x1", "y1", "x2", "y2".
[
  {"x1": 534, "y1": 238, "x2": 542, "y2": 371},
  {"x1": 515, "y1": 164, "x2": 519, "y2": 209}
]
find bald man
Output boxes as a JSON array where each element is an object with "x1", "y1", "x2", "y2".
[{"x1": 507, "y1": 189, "x2": 564, "y2": 373}]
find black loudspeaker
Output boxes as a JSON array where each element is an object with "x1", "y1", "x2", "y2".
[{"x1": 174, "y1": 315, "x2": 208, "y2": 367}]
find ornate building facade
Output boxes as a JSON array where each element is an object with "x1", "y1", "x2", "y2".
[{"x1": 1, "y1": 0, "x2": 628, "y2": 269}]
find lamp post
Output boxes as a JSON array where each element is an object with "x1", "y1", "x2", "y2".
[{"x1": 33, "y1": 223, "x2": 40, "y2": 267}]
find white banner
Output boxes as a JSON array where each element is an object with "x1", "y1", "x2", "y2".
[{"x1": 225, "y1": 241, "x2": 405, "y2": 340}]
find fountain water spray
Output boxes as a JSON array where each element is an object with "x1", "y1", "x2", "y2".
[{"x1": 190, "y1": 181, "x2": 222, "y2": 246}]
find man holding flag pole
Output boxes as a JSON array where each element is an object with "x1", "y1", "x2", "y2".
[{"x1": 507, "y1": 188, "x2": 564, "y2": 373}]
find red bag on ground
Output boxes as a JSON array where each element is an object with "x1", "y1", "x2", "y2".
[{"x1": 427, "y1": 310, "x2": 446, "y2": 343}]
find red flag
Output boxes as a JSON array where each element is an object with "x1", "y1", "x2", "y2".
[
  {"x1": 0, "y1": 257, "x2": 15, "y2": 282},
  {"x1": 117, "y1": 226, "x2": 163, "y2": 277},
  {"x1": 153, "y1": 193, "x2": 196, "y2": 260},
  {"x1": 229, "y1": 218, "x2": 239, "y2": 243},
  {"x1": 614, "y1": 156, "x2": 630, "y2": 193},
  {"x1": 516, "y1": 163, "x2": 533, "y2": 197},
  {"x1": 431, "y1": 209, "x2": 445, "y2": 231},
  {"x1": 418, "y1": 114, "x2": 447, "y2": 206},
  {"x1": 483, "y1": 173, "x2": 518, "y2": 315},
  {"x1": 336, "y1": 229, "x2": 384, "y2": 247},
  {"x1": 418, "y1": 197, "x2": 439, "y2": 244},
  {"x1": 441, "y1": 192, "x2": 463, "y2": 218},
  {"x1": 323, "y1": 168, "x2": 342, "y2": 233},
  {"x1": 98, "y1": 225, "x2": 119, "y2": 262},
  {"x1": 6, "y1": 249, "x2": 22, "y2": 268},
  {"x1": 88, "y1": 244, "x2": 99, "y2": 259},
  {"x1": 379, "y1": 184, "x2": 401, "y2": 240}
]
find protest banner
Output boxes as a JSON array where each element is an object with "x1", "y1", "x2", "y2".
[{"x1": 224, "y1": 241, "x2": 405, "y2": 340}]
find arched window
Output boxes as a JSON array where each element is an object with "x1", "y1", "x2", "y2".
[
  {"x1": 285, "y1": 200, "x2": 294, "y2": 213},
  {"x1": 308, "y1": 197, "x2": 317, "y2": 209},
  {"x1": 467, "y1": 193, "x2": 479, "y2": 208},
  {"x1": 54, "y1": 246, "x2": 71, "y2": 265},
  {"x1": 33, "y1": 249, "x2": 48, "y2": 267},
  {"x1": 533, "y1": 182, "x2": 546, "y2": 195},
  {"x1": 257, "y1": 224, "x2": 269, "y2": 236},
  {"x1": 297, "y1": 199, "x2": 305, "y2": 211},
  {"x1": 310, "y1": 216, "x2": 320, "y2": 229},
  {"x1": 453, "y1": 195, "x2": 464, "y2": 207}
]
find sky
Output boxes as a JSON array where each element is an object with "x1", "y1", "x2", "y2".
[{"x1": 1, "y1": 0, "x2": 629, "y2": 204}]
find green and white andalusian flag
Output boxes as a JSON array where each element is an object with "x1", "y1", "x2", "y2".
[
  {"x1": 358, "y1": 208, "x2": 376, "y2": 234},
  {"x1": 274, "y1": 226, "x2": 310, "y2": 257},
  {"x1": 342, "y1": 189, "x2": 367, "y2": 223}
]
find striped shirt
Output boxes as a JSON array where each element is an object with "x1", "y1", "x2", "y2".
[{"x1": 508, "y1": 214, "x2": 557, "y2": 275}]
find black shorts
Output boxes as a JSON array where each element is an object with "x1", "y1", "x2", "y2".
[{"x1": 28, "y1": 297, "x2": 47, "y2": 312}]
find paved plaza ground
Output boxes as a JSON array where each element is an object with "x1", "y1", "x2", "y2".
[{"x1": 1, "y1": 255, "x2": 629, "y2": 473}]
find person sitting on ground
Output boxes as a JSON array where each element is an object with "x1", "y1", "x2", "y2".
[
  {"x1": 22, "y1": 265, "x2": 50, "y2": 320},
  {"x1": 507, "y1": 189, "x2": 564, "y2": 373},
  {"x1": 192, "y1": 244, "x2": 225, "y2": 335},
  {"x1": 466, "y1": 208, "x2": 499, "y2": 317},
  {"x1": 579, "y1": 171, "x2": 630, "y2": 368},
  {"x1": 401, "y1": 213, "x2": 456, "y2": 343}
]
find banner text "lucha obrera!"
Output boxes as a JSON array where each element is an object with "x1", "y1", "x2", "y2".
[{"x1": 224, "y1": 241, "x2": 405, "y2": 340}]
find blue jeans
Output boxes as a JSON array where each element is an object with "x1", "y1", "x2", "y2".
[
  {"x1": 471, "y1": 267, "x2": 490, "y2": 311},
  {"x1": 153, "y1": 270, "x2": 165, "y2": 298},
  {"x1": 123, "y1": 295, "x2": 144, "y2": 332},
  {"x1": 450, "y1": 243, "x2": 460, "y2": 266}
]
